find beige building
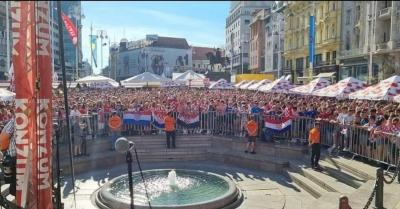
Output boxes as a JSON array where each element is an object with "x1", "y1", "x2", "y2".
[
  {"x1": 249, "y1": 9, "x2": 267, "y2": 73},
  {"x1": 284, "y1": 1, "x2": 342, "y2": 84}
]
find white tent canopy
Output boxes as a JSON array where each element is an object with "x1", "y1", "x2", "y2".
[
  {"x1": 76, "y1": 75, "x2": 119, "y2": 88},
  {"x1": 161, "y1": 80, "x2": 185, "y2": 88},
  {"x1": 248, "y1": 79, "x2": 272, "y2": 91},
  {"x1": 174, "y1": 70, "x2": 205, "y2": 81},
  {"x1": 259, "y1": 77, "x2": 294, "y2": 93},
  {"x1": 349, "y1": 75, "x2": 400, "y2": 100},
  {"x1": 234, "y1": 80, "x2": 248, "y2": 88},
  {"x1": 240, "y1": 80, "x2": 257, "y2": 90},
  {"x1": 313, "y1": 77, "x2": 366, "y2": 98},
  {"x1": 290, "y1": 77, "x2": 331, "y2": 95},
  {"x1": 122, "y1": 72, "x2": 170, "y2": 84},
  {"x1": 0, "y1": 88, "x2": 15, "y2": 101},
  {"x1": 209, "y1": 79, "x2": 235, "y2": 90}
]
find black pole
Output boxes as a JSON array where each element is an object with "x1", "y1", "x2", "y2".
[
  {"x1": 56, "y1": 1, "x2": 77, "y2": 207},
  {"x1": 133, "y1": 148, "x2": 152, "y2": 209},
  {"x1": 53, "y1": 122, "x2": 63, "y2": 209},
  {"x1": 126, "y1": 151, "x2": 134, "y2": 209},
  {"x1": 375, "y1": 168, "x2": 384, "y2": 209}
]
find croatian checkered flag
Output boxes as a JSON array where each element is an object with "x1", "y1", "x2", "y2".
[{"x1": 8, "y1": 62, "x2": 15, "y2": 92}]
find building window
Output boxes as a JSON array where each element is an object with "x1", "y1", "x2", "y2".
[
  {"x1": 346, "y1": 9, "x2": 351, "y2": 25},
  {"x1": 306, "y1": 56, "x2": 310, "y2": 68},
  {"x1": 245, "y1": 19, "x2": 250, "y2": 24},
  {"x1": 331, "y1": 24, "x2": 335, "y2": 38},
  {"x1": 296, "y1": 58, "x2": 304, "y2": 70},
  {"x1": 315, "y1": 54, "x2": 322, "y2": 66},
  {"x1": 355, "y1": 5, "x2": 361, "y2": 23},
  {"x1": 326, "y1": 52, "x2": 331, "y2": 63},
  {"x1": 332, "y1": 2, "x2": 336, "y2": 10},
  {"x1": 355, "y1": 28, "x2": 360, "y2": 48},
  {"x1": 345, "y1": 31, "x2": 351, "y2": 50},
  {"x1": 332, "y1": 51, "x2": 336, "y2": 63}
]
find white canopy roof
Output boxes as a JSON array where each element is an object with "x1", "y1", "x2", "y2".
[
  {"x1": 313, "y1": 77, "x2": 366, "y2": 98},
  {"x1": 122, "y1": 72, "x2": 170, "y2": 84},
  {"x1": 76, "y1": 75, "x2": 119, "y2": 88},
  {"x1": 209, "y1": 79, "x2": 235, "y2": 90},
  {"x1": 174, "y1": 70, "x2": 205, "y2": 81},
  {"x1": 0, "y1": 88, "x2": 15, "y2": 101},
  {"x1": 240, "y1": 80, "x2": 257, "y2": 90},
  {"x1": 248, "y1": 79, "x2": 272, "y2": 90},
  {"x1": 349, "y1": 75, "x2": 400, "y2": 100},
  {"x1": 234, "y1": 80, "x2": 248, "y2": 88},
  {"x1": 290, "y1": 77, "x2": 331, "y2": 95},
  {"x1": 259, "y1": 77, "x2": 294, "y2": 93}
]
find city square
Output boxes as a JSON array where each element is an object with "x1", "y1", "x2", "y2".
[{"x1": 0, "y1": 1, "x2": 400, "y2": 209}]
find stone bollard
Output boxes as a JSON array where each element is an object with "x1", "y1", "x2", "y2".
[{"x1": 339, "y1": 195, "x2": 352, "y2": 209}]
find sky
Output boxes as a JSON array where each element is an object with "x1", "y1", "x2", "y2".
[{"x1": 81, "y1": 1, "x2": 230, "y2": 74}]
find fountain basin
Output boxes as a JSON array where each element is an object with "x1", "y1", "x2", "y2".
[{"x1": 96, "y1": 169, "x2": 239, "y2": 209}]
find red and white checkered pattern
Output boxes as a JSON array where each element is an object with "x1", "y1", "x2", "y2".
[
  {"x1": 248, "y1": 79, "x2": 272, "y2": 91},
  {"x1": 313, "y1": 77, "x2": 366, "y2": 98},
  {"x1": 209, "y1": 79, "x2": 235, "y2": 90},
  {"x1": 349, "y1": 75, "x2": 400, "y2": 100},
  {"x1": 290, "y1": 78, "x2": 331, "y2": 95},
  {"x1": 258, "y1": 77, "x2": 294, "y2": 93}
]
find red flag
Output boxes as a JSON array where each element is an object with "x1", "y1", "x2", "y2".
[
  {"x1": 61, "y1": 11, "x2": 78, "y2": 46},
  {"x1": 11, "y1": 1, "x2": 53, "y2": 209}
]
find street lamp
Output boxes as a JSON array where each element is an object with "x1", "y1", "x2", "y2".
[{"x1": 69, "y1": 5, "x2": 84, "y2": 80}]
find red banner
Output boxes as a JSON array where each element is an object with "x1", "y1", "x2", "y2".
[
  {"x1": 61, "y1": 11, "x2": 77, "y2": 46},
  {"x1": 11, "y1": 1, "x2": 53, "y2": 209}
]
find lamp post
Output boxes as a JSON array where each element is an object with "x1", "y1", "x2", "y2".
[{"x1": 69, "y1": 5, "x2": 85, "y2": 80}]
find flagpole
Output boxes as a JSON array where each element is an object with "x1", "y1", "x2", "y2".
[
  {"x1": 5, "y1": 1, "x2": 10, "y2": 78},
  {"x1": 56, "y1": 2, "x2": 78, "y2": 208},
  {"x1": 90, "y1": 23, "x2": 93, "y2": 72}
]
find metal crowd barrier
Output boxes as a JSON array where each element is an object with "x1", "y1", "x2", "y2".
[
  {"x1": 318, "y1": 119, "x2": 400, "y2": 167},
  {"x1": 51, "y1": 110, "x2": 400, "y2": 167}
]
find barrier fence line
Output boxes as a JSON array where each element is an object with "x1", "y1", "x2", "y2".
[{"x1": 53, "y1": 111, "x2": 400, "y2": 167}]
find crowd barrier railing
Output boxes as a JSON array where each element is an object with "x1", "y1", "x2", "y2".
[{"x1": 52, "y1": 111, "x2": 400, "y2": 167}]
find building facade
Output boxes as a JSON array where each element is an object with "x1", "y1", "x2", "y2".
[
  {"x1": 0, "y1": 1, "x2": 11, "y2": 80},
  {"x1": 225, "y1": 1, "x2": 271, "y2": 74},
  {"x1": 265, "y1": 1, "x2": 287, "y2": 78},
  {"x1": 284, "y1": 1, "x2": 342, "y2": 84},
  {"x1": 111, "y1": 35, "x2": 192, "y2": 81},
  {"x1": 249, "y1": 9, "x2": 266, "y2": 73},
  {"x1": 61, "y1": 1, "x2": 83, "y2": 81}
]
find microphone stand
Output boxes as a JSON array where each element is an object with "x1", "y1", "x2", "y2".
[{"x1": 126, "y1": 148, "x2": 134, "y2": 209}]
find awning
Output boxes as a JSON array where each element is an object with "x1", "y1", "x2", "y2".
[{"x1": 313, "y1": 72, "x2": 336, "y2": 78}]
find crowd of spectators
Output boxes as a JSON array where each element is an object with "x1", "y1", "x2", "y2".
[{"x1": 1, "y1": 87, "x2": 399, "y2": 137}]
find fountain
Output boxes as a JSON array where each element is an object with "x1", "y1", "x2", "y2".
[
  {"x1": 95, "y1": 169, "x2": 241, "y2": 209},
  {"x1": 167, "y1": 169, "x2": 177, "y2": 189}
]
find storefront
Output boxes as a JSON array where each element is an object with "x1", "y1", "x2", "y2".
[{"x1": 339, "y1": 57, "x2": 378, "y2": 83}]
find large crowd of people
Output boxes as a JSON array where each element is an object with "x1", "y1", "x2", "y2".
[{"x1": 1, "y1": 87, "x2": 400, "y2": 161}]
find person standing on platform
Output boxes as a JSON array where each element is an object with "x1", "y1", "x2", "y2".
[
  {"x1": 108, "y1": 111, "x2": 122, "y2": 151},
  {"x1": 309, "y1": 121, "x2": 322, "y2": 171},
  {"x1": 245, "y1": 115, "x2": 258, "y2": 154},
  {"x1": 164, "y1": 111, "x2": 176, "y2": 149}
]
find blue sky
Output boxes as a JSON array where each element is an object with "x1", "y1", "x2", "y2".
[{"x1": 81, "y1": 1, "x2": 230, "y2": 74}]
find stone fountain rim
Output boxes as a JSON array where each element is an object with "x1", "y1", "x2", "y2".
[{"x1": 97, "y1": 168, "x2": 239, "y2": 209}]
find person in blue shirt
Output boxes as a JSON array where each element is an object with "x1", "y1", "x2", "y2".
[{"x1": 250, "y1": 102, "x2": 263, "y2": 114}]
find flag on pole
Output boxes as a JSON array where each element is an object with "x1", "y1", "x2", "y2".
[
  {"x1": 61, "y1": 11, "x2": 78, "y2": 46},
  {"x1": 11, "y1": 1, "x2": 53, "y2": 208},
  {"x1": 90, "y1": 35, "x2": 98, "y2": 67}
]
